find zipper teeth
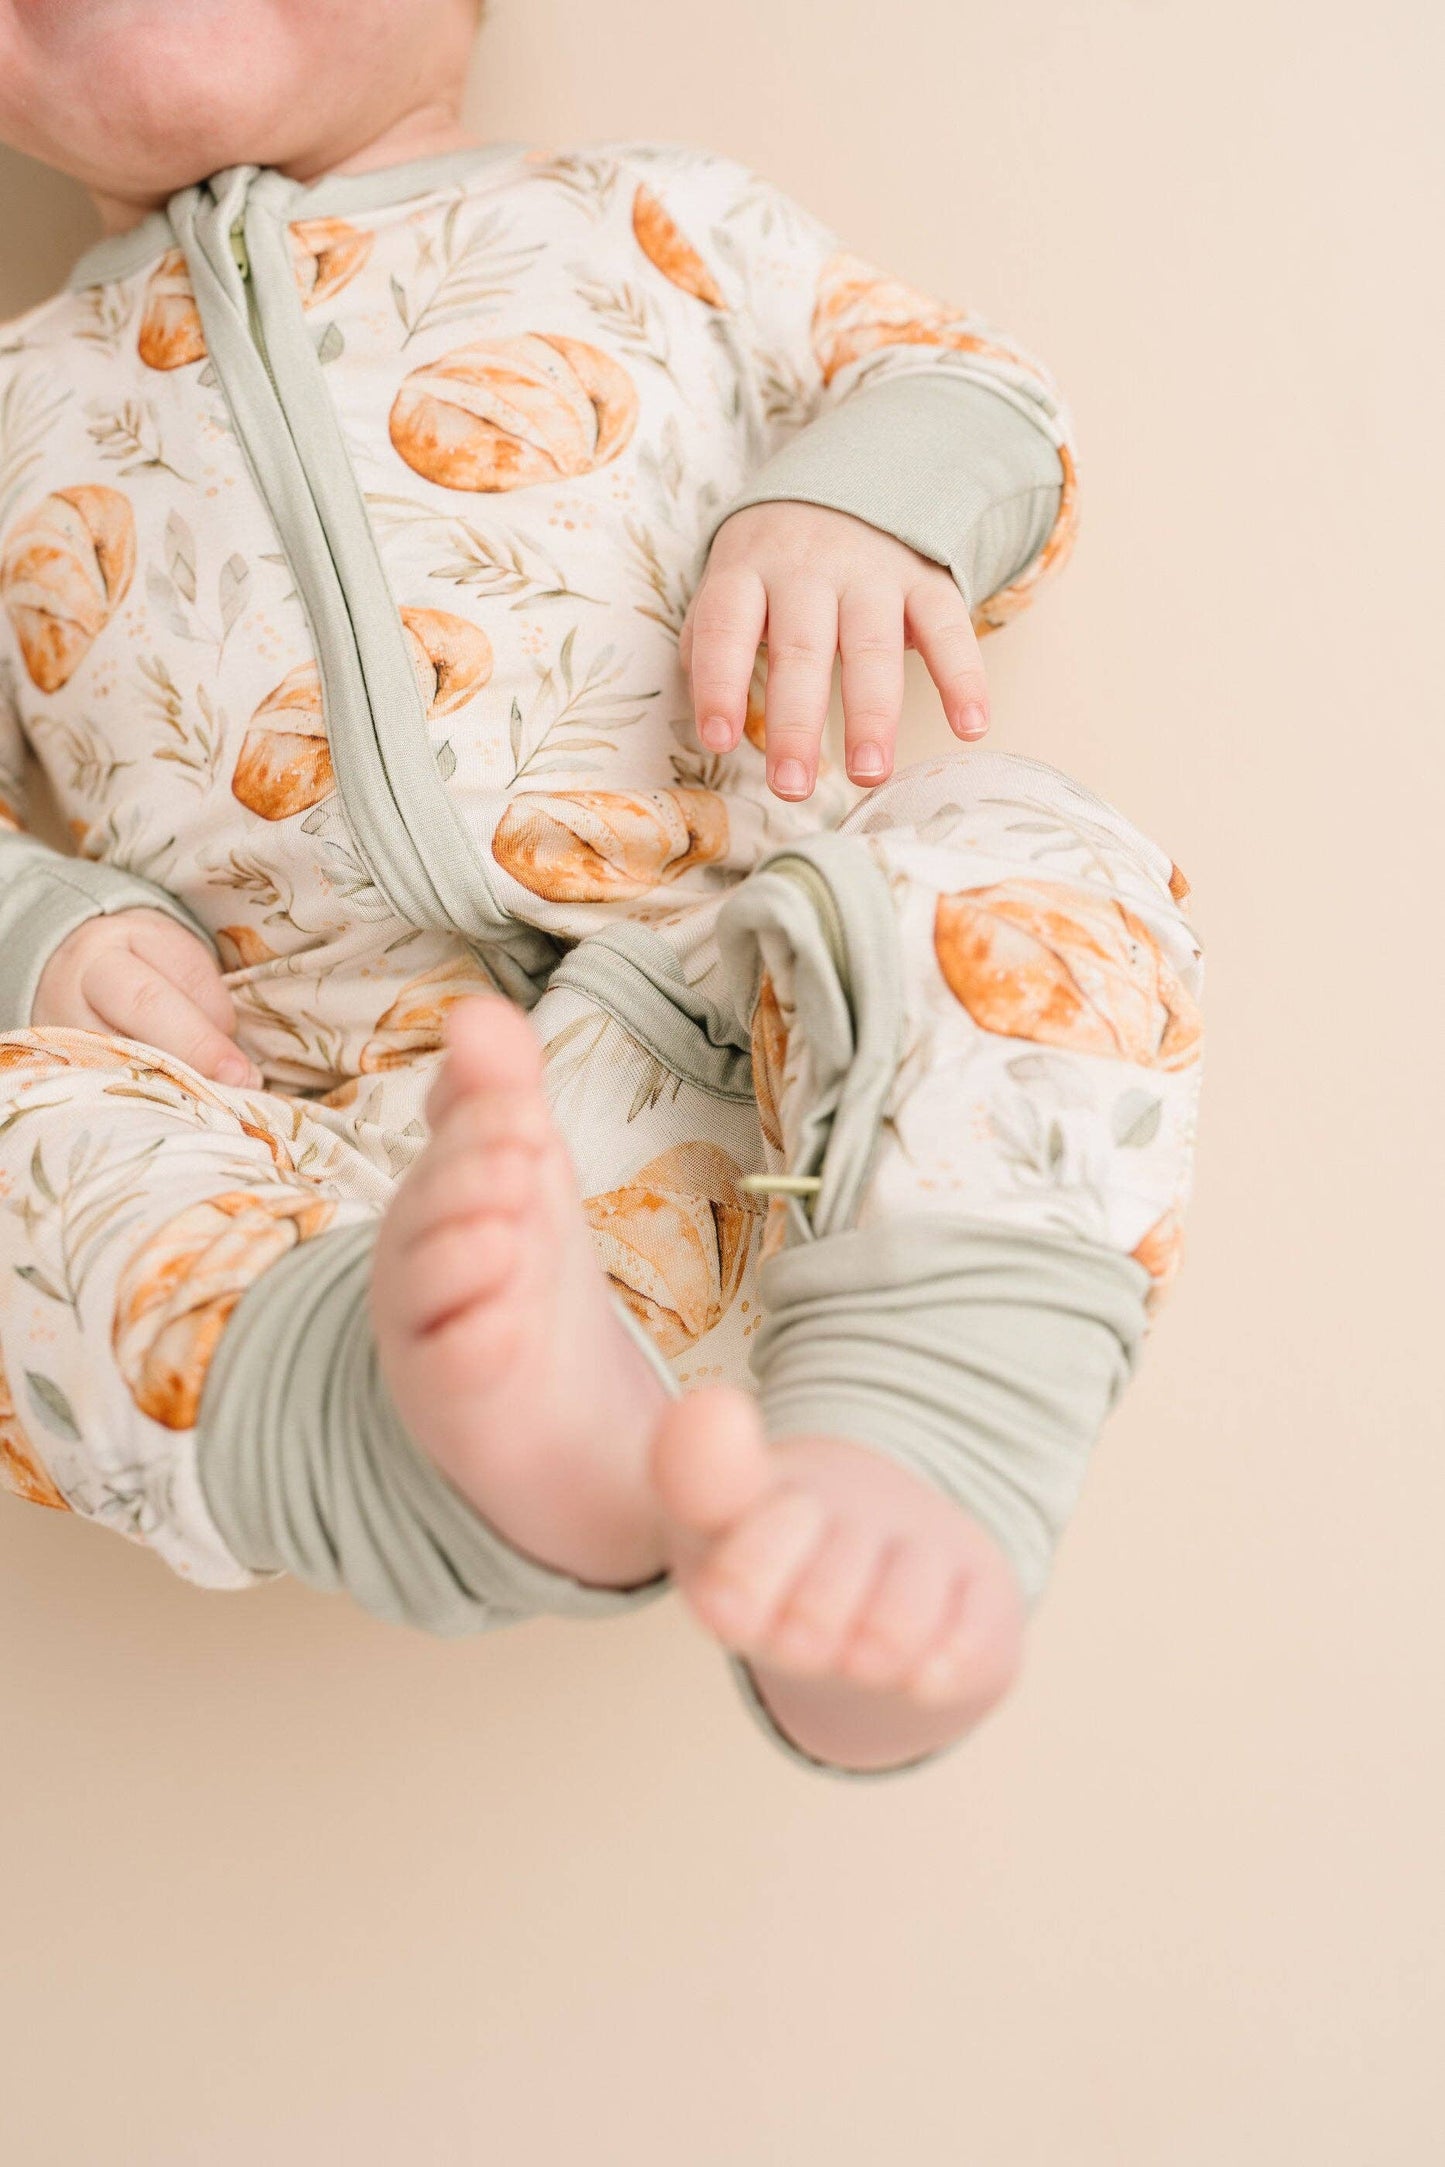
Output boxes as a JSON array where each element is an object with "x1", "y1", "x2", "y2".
[{"x1": 230, "y1": 216, "x2": 280, "y2": 396}]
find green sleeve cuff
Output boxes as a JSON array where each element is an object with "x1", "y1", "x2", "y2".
[
  {"x1": 0, "y1": 832, "x2": 219, "y2": 1033},
  {"x1": 711, "y1": 374, "x2": 1065, "y2": 611}
]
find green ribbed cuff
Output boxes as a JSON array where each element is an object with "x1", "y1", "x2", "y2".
[
  {"x1": 712, "y1": 374, "x2": 1064, "y2": 609},
  {"x1": 753, "y1": 1219, "x2": 1150, "y2": 1609},
  {"x1": 0, "y1": 832, "x2": 218, "y2": 1032},
  {"x1": 195, "y1": 1217, "x2": 670, "y2": 1635},
  {"x1": 724, "y1": 1218, "x2": 1150, "y2": 1782}
]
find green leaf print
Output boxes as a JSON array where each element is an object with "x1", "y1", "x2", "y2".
[
  {"x1": 29, "y1": 1143, "x2": 55, "y2": 1206},
  {"x1": 84, "y1": 395, "x2": 192, "y2": 485},
  {"x1": 0, "y1": 370, "x2": 72, "y2": 532},
  {"x1": 392, "y1": 206, "x2": 544, "y2": 347},
  {"x1": 165, "y1": 509, "x2": 198, "y2": 605},
  {"x1": 25, "y1": 1372, "x2": 81, "y2": 1445},
  {"x1": 75, "y1": 284, "x2": 136, "y2": 356},
  {"x1": 1112, "y1": 1091, "x2": 1163, "y2": 1148},
  {"x1": 219, "y1": 554, "x2": 251, "y2": 638},
  {"x1": 365, "y1": 496, "x2": 606, "y2": 609},
  {"x1": 15, "y1": 1264, "x2": 66, "y2": 1304},
  {"x1": 28, "y1": 712, "x2": 132, "y2": 803}
]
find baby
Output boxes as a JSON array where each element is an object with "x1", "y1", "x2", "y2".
[{"x1": 0, "y1": 0, "x2": 1202, "y2": 1775}]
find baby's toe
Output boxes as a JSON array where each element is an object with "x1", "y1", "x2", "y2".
[
  {"x1": 907, "y1": 1570, "x2": 1025, "y2": 1712},
  {"x1": 838, "y1": 1540, "x2": 959, "y2": 1692},
  {"x1": 651, "y1": 1384, "x2": 772, "y2": 1543},
  {"x1": 392, "y1": 1139, "x2": 539, "y2": 1251},
  {"x1": 425, "y1": 997, "x2": 544, "y2": 1123},
  {"x1": 686, "y1": 1486, "x2": 830, "y2": 1649},
  {"x1": 401, "y1": 1215, "x2": 520, "y2": 1338},
  {"x1": 759, "y1": 1518, "x2": 885, "y2": 1675}
]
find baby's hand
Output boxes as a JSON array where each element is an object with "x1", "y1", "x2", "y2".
[
  {"x1": 681, "y1": 503, "x2": 990, "y2": 801},
  {"x1": 32, "y1": 909, "x2": 262, "y2": 1089}
]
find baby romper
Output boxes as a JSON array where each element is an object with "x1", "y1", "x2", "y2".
[{"x1": 0, "y1": 141, "x2": 1202, "y2": 1764}]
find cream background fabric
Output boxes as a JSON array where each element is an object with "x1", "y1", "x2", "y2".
[{"x1": 0, "y1": 0, "x2": 1440, "y2": 2158}]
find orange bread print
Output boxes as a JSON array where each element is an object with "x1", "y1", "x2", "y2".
[
  {"x1": 1132, "y1": 1202, "x2": 1186, "y2": 1304},
  {"x1": 583, "y1": 1142, "x2": 757, "y2": 1357},
  {"x1": 812, "y1": 250, "x2": 1029, "y2": 386},
  {"x1": 359, "y1": 960, "x2": 498, "y2": 1072},
  {"x1": 389, "y1": 334, "x2": 639, "y2": 492},
  {"x1": 288, "y1": 219, "x2": 374, "y2": 309},
  {"x1": 933, "y1": 877, "x2": 1202, "y2": 1070},
  {"x1": 112, "y1": 1188, "x2": 336, "y2": 1429},
  {"x1": 492, "y1": 787, "x2": 729, "y2": 902},
  {"x1": 631, "y1": 185, "x2": 726, "y2": 307},
  {"x1": 231, "y1": 662, "x2": 333, "y2": 820},
  {"x1": 750, "y1": 972, "x2": 788, "y2": 1153},
  {"x1": 0, "y1": 1031, "x2": 299, "y2": 1173},
  {"x1": 0, "y1": 1354, "x2": 69, "y2": 1511},
  {"x1": 215, "y1": 925, "x2": 279, "y2": 972},
  {"x1": 137, "y1": 249, "x2": 207, "y2": 370},
  {"x1": 399, "y1": 606, "x2": 493, "y2": 719},
  {"x1": 0, "y1": 485, "x2": 136, "y2": 693}
]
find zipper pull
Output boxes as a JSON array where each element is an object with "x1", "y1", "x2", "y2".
[{"x1": 229, "y1": 219, "x2": 250, "y2": 281}]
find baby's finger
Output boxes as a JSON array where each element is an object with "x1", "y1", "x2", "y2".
[
  {"x1": 686, "y1": 567, "x2": 766, "y2": 753},
  {"x1": 905, "y1": 577, "x2": 990, "y2": 739},
  {"x1": 83, "y1": 950, "x2": 254, "y2": 1087},
  {"x1": 127, "y1": 914, "x2": 237, "y2": 1037},
  {"x1": 838, "y1": 585, "x2": 905, "y2": 786},
  {"x1": 761, "y1": 581, "x2": 839, "y2": 800}
]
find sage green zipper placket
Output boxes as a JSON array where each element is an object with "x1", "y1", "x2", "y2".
[{"x1": 167, "y1": 168, "x2": 556, "y2": 1002}]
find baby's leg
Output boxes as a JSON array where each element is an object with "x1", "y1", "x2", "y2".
[
  {"x1": 648, "y1": 751, "x2": 1203, "y2": 1773},
  {"x1": 0, "y1": 1026, "x2": 668, "y2": 1632},
  {"x1": 0, "y1": 1027, "x2": 379, "y2": 1583}
]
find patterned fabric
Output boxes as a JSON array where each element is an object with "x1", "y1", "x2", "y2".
[{"x1": 0, "y1": 144, "x2": 1198, "y2": 1606}]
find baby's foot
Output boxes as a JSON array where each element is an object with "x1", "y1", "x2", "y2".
[
  {"x1": 653, "y1": 1388, "x2": 1025, "y2": 1772},
  {"x1": 371, "y1": 998, "x2": 668, "y2": 1587}
]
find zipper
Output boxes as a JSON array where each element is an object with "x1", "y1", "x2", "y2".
[
  {"x1": 736, "y1": 851, "x2": 850, "y2": 1209},
  {"x1": 229, "y1": 216, "x2": 279, "y2": 394}
]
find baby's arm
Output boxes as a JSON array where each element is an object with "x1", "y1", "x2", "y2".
[
  {"x1": 619, "y1": 147, "x2": 1074, "y2": 797},
  {"x1": 0, "y1": 668, "x2": 258, "y2": 1083}
]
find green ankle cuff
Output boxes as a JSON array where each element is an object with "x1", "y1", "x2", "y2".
[
  {"x1": 752, "y1": 1218, "x2": 1151, "y2": 1609},
  {"x1": 195, "y1": 1218, "x2": 669, "y2": 1635}
]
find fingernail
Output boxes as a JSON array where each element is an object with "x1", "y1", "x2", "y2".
[
  {"x1": 698, "y1": 714, "x2": 734, "y2": 752},
  {"x1": 958, "y1": 702, "x2": 990, "y2": 739},
  {"x1": 772, "y1": 759, "x2": 809, "y2": 798},
  {"x1": 216, "y1": 1054, "x2": 249, "y2": 1086},
  {"x1": 850, "y1": 742, "x2": 886, "y2": 779}
]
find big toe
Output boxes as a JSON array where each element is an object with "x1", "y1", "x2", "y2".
[
  {"x1": 651, "y1": 1385, "x2": 773, "y2": 1545},
  {"x1": 428, "y1": 996, "x2": 547, "y2": 1122}
]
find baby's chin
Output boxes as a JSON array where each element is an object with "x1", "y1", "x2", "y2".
[{"x1": 0, "y1": 0, "x2": 473, "y2": 204}]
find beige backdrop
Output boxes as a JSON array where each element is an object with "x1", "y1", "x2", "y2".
[{"x1": 2, "y1": 2, "x2": 1442, "y2": 2160}]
